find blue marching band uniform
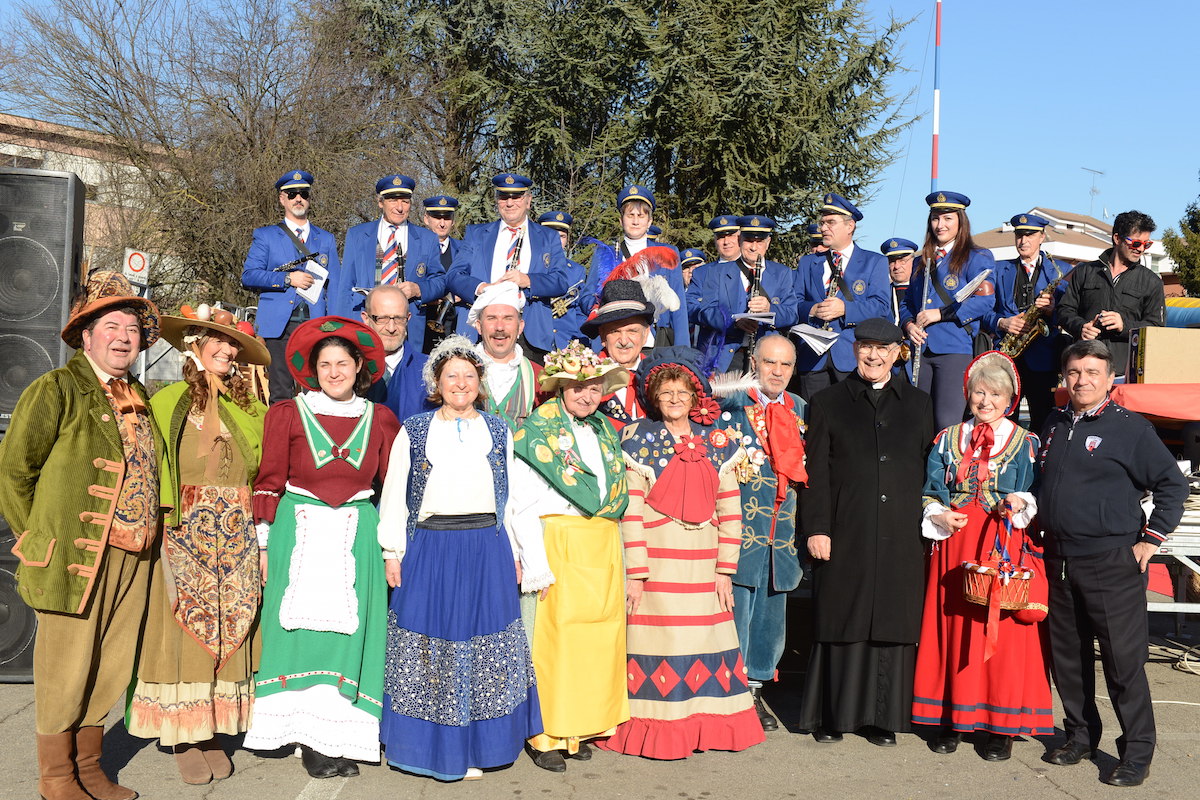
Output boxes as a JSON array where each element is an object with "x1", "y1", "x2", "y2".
[{"x1": 444, "y1": 174, "x2": 570, "y2": 345}]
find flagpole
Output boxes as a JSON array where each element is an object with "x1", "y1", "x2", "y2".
[{"x1": 931, "y1": 0, "x2": 942, "y2": 192}]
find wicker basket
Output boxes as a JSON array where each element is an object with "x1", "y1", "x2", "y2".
[{"x1": 962, "y1": 560, "x2": 1034, "y2": 610}]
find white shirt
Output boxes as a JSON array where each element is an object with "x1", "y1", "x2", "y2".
[
  {"x1": 477, "y1": 342, "x2": 525, "y2": 402},
  {"x1": 376, "y1": 218, "x2": 409, "y2": 257},
  {"x1": 822, "y1": 241, "x2": 856, "y2": 289},
  {"x1": 490, "y1": 218, "x2": 532, "y2": 281},
  {"x1": 377, "y1": 415, "x2": 519, "y2": 559},
  {"x1": 285, "y1": 219, "x2": 311, "y2": 242},
  {"x1": 384, "y1": 346, "x2": 404, "y2": 379},
  {"x1": 623, "y1": 236, "x2": 648, "y2": 256},
  {"x1": 508, "y1": 421, "x2": 609, "y2": 592}
]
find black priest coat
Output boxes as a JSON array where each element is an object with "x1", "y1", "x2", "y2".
[{"x1": 800, "y1": 371, "x2": 934, "y2": 644}]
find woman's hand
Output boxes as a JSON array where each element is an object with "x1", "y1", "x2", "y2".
[
  {"x1": 1003, "y1": 493, "x2": 1026, "y2": 516},
  {"x1": 259, "y1": 550, "x2": 268, "y2": 586},
  {"x1": 539, "y1": 586, "x2": 551, "y2": 601},
  {"x1": 626, "y1": 578, "x2": 645, "y2": 615},
  {"x1": 934, "y1": 510, "x2": 970, "y2": 533},
  {"x1": 385, "y1": 558, "x2": 401, "y2": 589},
  {"x1": 905, "y1": 322, "x2": 927, "y2": 346},
  {"x1": 915, "y1": 308, "x2": 942, "y2": 329},
  {"x1": 808, "y1": 534, "x2": 832, "y2": 561},
  {"x1": 715, "y1": 574, "x2": 734, "y2": 613}
]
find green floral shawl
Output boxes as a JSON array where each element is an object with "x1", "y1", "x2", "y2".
[{"x1": 513, "y1": 396, "x2": 628, "y2": 519}]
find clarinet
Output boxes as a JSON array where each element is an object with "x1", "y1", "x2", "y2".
[
  {"x1": 821, "y1": 254, "x2": 843, "y2": 331},
  {"x1": 910, "y1": 262, "x2": 930, "y2": 386},
  {"x1": 746, "y1": 255, "x2": 765, "y2": 356},
  {"x1": 505, "y1": 226, "x2": 525, "y2": 272}
]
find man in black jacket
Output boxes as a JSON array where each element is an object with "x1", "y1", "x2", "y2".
[
  {"x1": 799, "y1": 318, "x2": 934, "y2": 747},
  {"x1": 1037, "y1": 340, "x2": 1187, "y2": 787},
  {"x1": 1057, "y1": 210, "x2": 1164, "y2": 378}
]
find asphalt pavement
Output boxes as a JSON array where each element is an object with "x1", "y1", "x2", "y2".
[{"x1": 2, "y1": 615, "x2": 1197, "y2": 799}]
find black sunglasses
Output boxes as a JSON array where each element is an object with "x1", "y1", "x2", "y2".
[{"x1": 283, "y1": 189, "x2": 310, "y2": 200}]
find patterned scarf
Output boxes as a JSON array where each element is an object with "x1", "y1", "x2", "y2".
[{"x1": 513, "y1": 396, "x2": 628, "y2": 518}]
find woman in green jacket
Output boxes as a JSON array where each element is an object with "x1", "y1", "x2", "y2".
[{"x1": 127, "y1": 305, "x2": 269, "y2": 785}]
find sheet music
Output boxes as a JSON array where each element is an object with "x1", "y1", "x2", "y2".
[
  {"x1": 296, "y1": 259, "x2": 328, "y2": 305},
  {"x1": 789, "y1": 323, "x2": 839, "y2": 355}
]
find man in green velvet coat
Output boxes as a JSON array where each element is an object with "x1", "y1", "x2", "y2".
[{"x1": 0, "y1": 271, "x2": 164, "y2": 800}]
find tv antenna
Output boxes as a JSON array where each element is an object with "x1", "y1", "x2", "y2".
[{"x1": 1082, "y1": 167, "x2": 1104, "y2": 217}]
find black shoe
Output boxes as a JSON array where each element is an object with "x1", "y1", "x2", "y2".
[
  {"x1": 1043, "y1": 741, "x2": 1093, "y2": 766},
  {"x1": 336, "y1": 758, "x2": 360, "y2": 777},
  {"x1": 932, "y1": 731, "x2": 962, "y2": 754},
  {"x1": 525, "y1": 744, "x2": 566, "y2": 773},
  {"x1": 300, "y1": 746, "x2": 339, "y2": 779},
  {"x1": 813, "y1": 728, "x2": 842, "y2": 743},
  {"x1": 1103, "y1": 761, "x2": 1150, "y2": 787},
  {"x1": 751, "y1": 687, "x2": 779, "y2": 732},
  {"x1": 566, "y1": 742, "x2": 592, "y2": 761},
  {"x1": 981, "y1": 734, "x2": 1013, "y2": 762},
  {"x1": 865, "y1": 727, "x2": 897, "y2": 747}
]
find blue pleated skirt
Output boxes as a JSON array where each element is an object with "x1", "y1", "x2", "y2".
[{"x1": 380, "y1": 522, "x2": 543, "y2": 781}]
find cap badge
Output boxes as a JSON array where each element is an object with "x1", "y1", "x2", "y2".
[
  {"x1": 505, "y1": 176, "x2": 515, "y2": 185},
  {"x1": 292, "y1": 172, "x2": 302, "y2": 180},
  {"x1": 937, "y1": 192, "x2": 946, "y2": 203}
]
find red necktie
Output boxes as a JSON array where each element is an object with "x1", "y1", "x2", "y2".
[{"x1": 762, "y1": 400, "x2": 808, "y2": 507}]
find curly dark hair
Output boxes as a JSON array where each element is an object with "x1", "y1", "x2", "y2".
[
  {"x1": 644, "y1": 365, "x2": 697, "y2": 420},
  {"x1": 427, "y1": 355, "x2": 489, "y2": 409},
  {"x1": 182, "y1": 327, "x2": 258, "y2": 413},
  {"x1": 308, "y1": 336, "x2": 374, "y2": 397}
]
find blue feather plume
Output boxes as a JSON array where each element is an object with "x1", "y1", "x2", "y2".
[{"x1": 579, "y1": 236, "x2": 618, "y2": 289}]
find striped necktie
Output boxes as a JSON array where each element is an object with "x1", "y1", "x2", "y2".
[{"x1": 380, "y1": 225, "x2": 400, "y2": 284}]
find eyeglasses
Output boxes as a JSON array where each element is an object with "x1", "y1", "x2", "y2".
[
  {"x1": 283, "y1": 189, "x2": 310, "y2": 200},
  {"x1": 368, "y1": 314, "x2": 409, "y2": 325},
  {"x1": 656, "y1": 390, "x2": 695, "y2": 400},
  {"x1": 1120, "y1": 236, "x2": 1153, "y2": 250}
]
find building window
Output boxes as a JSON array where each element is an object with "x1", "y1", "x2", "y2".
[{"x1": 2, "y1": 154, "x2": 43, "y2": 169}]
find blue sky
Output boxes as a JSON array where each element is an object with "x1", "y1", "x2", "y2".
[{"x1": 855, "y1": 0, "x2": 1200, "y2": 248}]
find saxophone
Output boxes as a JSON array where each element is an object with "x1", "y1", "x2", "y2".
[{"x1": 999, "y1": 275, "x2": 1066, "y2": 358}]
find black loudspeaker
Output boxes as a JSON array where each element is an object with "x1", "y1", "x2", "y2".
[
  {"x1": 0, "y1": 167, "x2": 84, "y2": 432},
  {"x1": 0, "y1": 518, "x2": 36, "y2": 682}
]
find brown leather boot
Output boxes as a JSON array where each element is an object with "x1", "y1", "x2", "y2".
[
  {"x1": 173, "y1": 743, "x2": 213, "y2": 785},
  {"x1": 74, "y1": 726, "x2": 138, "y2": 800},
  {"x1": 197, "y1": 737, "x2": 232, "y2": 780},
  {"x1": 36, "y1": 732, "x2": 90, "y2": 800}
]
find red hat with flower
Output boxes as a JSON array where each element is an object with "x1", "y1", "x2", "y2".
[{"x1": 635, "y1": 346, "x2": 720, "y2": 426}]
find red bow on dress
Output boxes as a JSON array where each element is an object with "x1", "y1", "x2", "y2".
[
  {"x1": 954, "y1": 422, "x2": 994, "y2": 487},
  {"x1": 645, "y1": 434, "x2": 719, "y2": 524}
]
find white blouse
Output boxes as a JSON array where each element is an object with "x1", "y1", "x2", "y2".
[
  {"x1": 507, "y1": 422, "x2": 609, "y2": 592},
  {"x1": 377, "y1": 414, "x2": 518, "y2": 560}
]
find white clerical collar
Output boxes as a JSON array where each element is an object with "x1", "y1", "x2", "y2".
[{"x1": 301, "y1": 390, "x2": 366, "y2": 418}]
